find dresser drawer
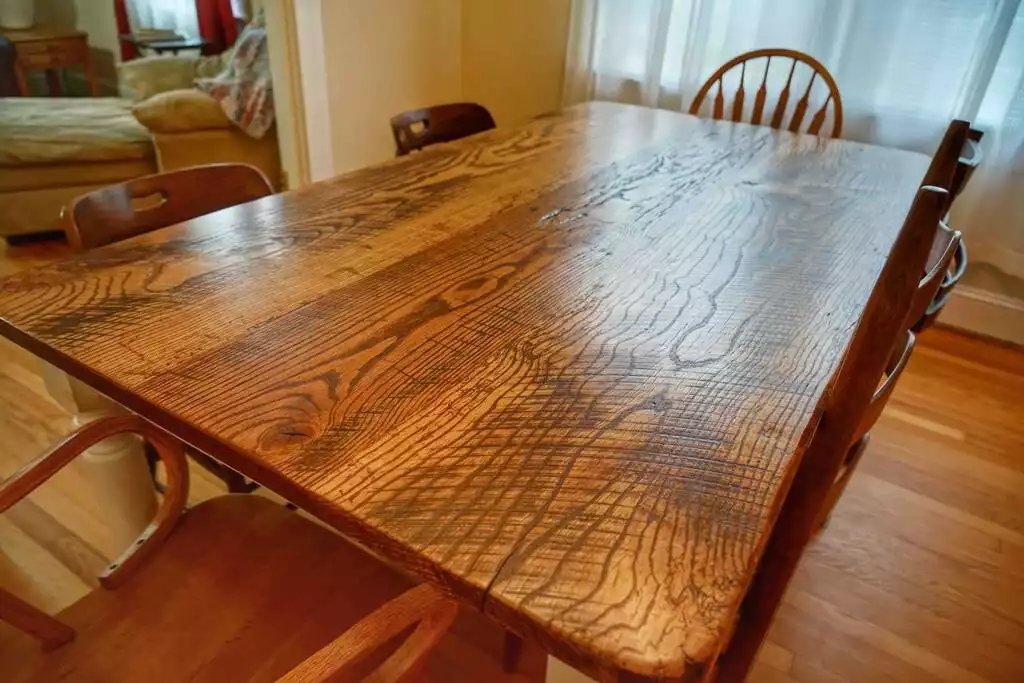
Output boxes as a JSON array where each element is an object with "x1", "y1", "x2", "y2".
[
  {"x1": 18, "y1": 51, "x2": 68, "y2": 69},
  {"x1": 15, "y1": 37, "x2": 89, "y2": 66}
]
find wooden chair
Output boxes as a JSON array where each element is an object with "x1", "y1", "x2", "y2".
[
  {"x1": 61, "y1": 163, "x2": 274, "y2": 493},
  {"x1": 923, "y1": 120, "x2": 972, "y2": 192},
  {"x1": 390, "y1": 103, "x2": 496, "y2": 156},
  {"x1": 809, "y1": 123, "x2": 972, "y2": 531},
  {"x1": 816, "y1": 222, "x2": 961, "y2": 529},
  {"x1": 62, "y1": 163, "x2": 274, "y2": 251},
  {"x1": 0, "y1": 414, "x2": 546, "y2": 683},
  {"x1": 914, "y1": 238, "x2": 967, "y2": 332},
  {"x1": 914, "y1": 126, "x2": 981, "y2": 331},
  {"x1": 689, "y1": 48, "x2": 843, "y2": 138},
  {"x1": 808, "y1": 124, "x2": 972, "y2": 531},
  {"x1": 716, "y1": 179, "x2": 953, "y2": 680},
  {"x1": 948, "y1": 127, "x2": 985, "y2": 212}
]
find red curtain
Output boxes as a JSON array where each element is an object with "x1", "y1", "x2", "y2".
[
  {"x1": 113, "y1": 0, "x2": 138, "y2": 61},
  {"x1": 196, "y1": 0, "x2": 239, "y2": 56}
]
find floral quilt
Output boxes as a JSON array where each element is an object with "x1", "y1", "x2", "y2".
[{"x1": 194, "y1": 15, "x2": 274, "y2": 139}]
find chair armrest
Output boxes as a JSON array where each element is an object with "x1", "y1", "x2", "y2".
[
  {"x1": 851, "y1": 330, "x2": 915, "y2": 445},
  {"x1": 276, "y1": 584, "x2": 458, "y2": 683},
  {"x1": 132, "y1": 89, "x2": 233, "y2": 134},
  {"x1": 0, "y1": 415, "x2": 189, "y2": 590},
  {"x1": 0, "y1": 588, "x2": 75, "y2": 651}
]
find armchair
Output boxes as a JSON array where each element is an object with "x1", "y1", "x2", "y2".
[
  {"x1": 119, "y1": 54, "x2": 283, "y2": 190},
  {"x1": 0, "y1": 414, "x2": 459, "y2": 682}
]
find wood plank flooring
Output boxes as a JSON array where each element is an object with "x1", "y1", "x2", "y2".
[{"x1": 1, "y1": 238, "x2": 1022, "y2": 682}]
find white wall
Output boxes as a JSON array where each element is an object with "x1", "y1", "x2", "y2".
[
  {"x1": 321, "y1": 0, "x2": 463, "y2": 174},
  {"x1": 36, "y1": 0, "x2": 121, "y2": 92},
  {"x1": 462, "y1": 0, "x2": 571, "y2": 126},
  {"x1": 307, "y1": 0, "x2": 570, "y2": 176}
]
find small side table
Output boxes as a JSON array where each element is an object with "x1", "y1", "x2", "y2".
[{"x1": 4, "y1": 26, "x2": 98, "y2": 96}]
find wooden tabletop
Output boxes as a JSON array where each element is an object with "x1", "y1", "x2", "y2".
[{"x1": 0, "y1": 103, "x2": 929, "y2": 680}]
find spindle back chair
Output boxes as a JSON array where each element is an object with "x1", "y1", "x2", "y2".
[{"x1": 689, "y1": 48, "x2": 843, "y2": 138}]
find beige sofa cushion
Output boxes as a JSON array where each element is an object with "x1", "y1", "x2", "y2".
[
  {"x1": 0, "y1": 98, "x2": 154, "y2": 166},
  {"x1": 0, "y1": 180, "x2": 153, "y2": 237},
  {"x1": 118, "y1": 53, "x2": 227, "y2": 103},
  {"x1": 0, "y1": 158, "x2": 156, "y2": 194},
  {"x1": 132, "y1": 90, "x2": 233, "y2": 133}
]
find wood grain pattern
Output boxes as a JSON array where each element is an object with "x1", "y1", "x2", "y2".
[
  {"x1": 0, "y1": 103, "x2": 931, "y2": 680},
  {"x1": 5, "y1": 326, "x2": 1021, "y2": 683}
]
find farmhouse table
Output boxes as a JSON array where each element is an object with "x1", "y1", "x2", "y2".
[{"x1": 0, "y1": 103, "x2": 930, "y2": 681}]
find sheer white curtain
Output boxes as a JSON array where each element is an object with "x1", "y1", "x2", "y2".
[
  {"x1": 125, "y1": 0, "x2": 200, "y2": 39},
  {"x1": 564, "y1": 0, "x2": 1024, "y2": 281},
  {"x1": 954, "y1": 8, "x2": 1024, "y2": 282}
]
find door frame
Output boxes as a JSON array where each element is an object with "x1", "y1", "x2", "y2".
[{"x1": 264, "y1": 0, "x2": 335, "y2": 187}]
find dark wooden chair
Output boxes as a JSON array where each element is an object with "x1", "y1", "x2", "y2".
[
  {"x1": 390, "y1": 103, "x2": 496, "y2": 156},
  {"x1": 60, "y1": 163, "x2": 274, "y2": 494},
  {"x1": 948, "y1": 127, "x2": 985, "y2": 212},
  {"x1": 913, "y1": 239, "x2": 967, "y2": 332},
  {"x1": 812, "y1": 121, "x2": 972, "y2": 530},
  {"x1": 689, "y1": 48, "x2": 843, "y2": 138},
  {"x1": 718, "y1": 180, "x2": 953, "y2": 679},
  {"x1": 817, "y1": 221, "x2": 962, "y2": 528},
  {"x1": 62, "y1": 163, "x2": 274, "y2": 251},
  {"x1": 0, "y1": 415, "x2": 546, "y2": 683},
  {"x1": 914, "y1": 126, "x2": 981, "y2": 331}
]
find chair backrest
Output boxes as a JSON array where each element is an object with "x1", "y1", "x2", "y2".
[
  {"x1": 913, "y1": 233, "x2": 968, "y2": 333},
  {"x1": 948, "y1": 127, "x2": 984, "y2": 210},
  {"x1": 923, "y1": 119, "x2": 972, "y2": 195},
  {"x1": 852, "y1": 329, "x2": 916, "y2": 447},
  {"x1": 689, "y1": 48, "x2": 843, "y2": 138},
  {"x1": 390, "y1": 103, "x2": 496, "y2": 156},
  {"x1": 63, "y1": 163, "x2": 274, "y2": 252},
  {"x1": 908, "y1": 223, "x2": 962, "y2": 327},
  {"x1": 853, "y1": 222, "x2": 959, "y2": 444},
  {"x1": 717, "y1": 185, "x2": 951, "y2": 681}
]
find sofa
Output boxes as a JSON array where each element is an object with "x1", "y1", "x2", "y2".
[{"x1": 0, "y1": 51, "x2": 281, "y2": 241}]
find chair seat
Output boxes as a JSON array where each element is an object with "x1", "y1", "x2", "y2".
[{"x1": 0, "y1": 495, "x2": 414, "y2": 682}]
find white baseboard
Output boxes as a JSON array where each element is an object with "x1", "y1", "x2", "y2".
[{"x1": 938, "y1": 285, "x2": 1024, "y2": 346}]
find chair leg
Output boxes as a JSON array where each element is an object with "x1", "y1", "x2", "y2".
[
  {"x1": 144, "y1": 442, "x2": 258, "y2": 494},
  {"x1": 186, "y1": 449, "x2": 260, "y2": 493},
  {"x1": 220, "y1": 467, "x2": 258, "y2": 494},
  {"x1": 502, "y1": 631, "x2": 524, "y2": 674}
]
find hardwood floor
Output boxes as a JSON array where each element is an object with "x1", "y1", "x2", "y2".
[{"x1": 1, "y1": 238, "x2": 1022, "y2": 682}]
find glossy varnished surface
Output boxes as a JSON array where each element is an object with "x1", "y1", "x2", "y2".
[{"x1": 0, "y1": 103, "x2": 930, "y2": 679}]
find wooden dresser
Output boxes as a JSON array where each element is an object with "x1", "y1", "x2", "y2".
[{"x1": 3, "y1": 26, "x2": 97, "y2": 96}]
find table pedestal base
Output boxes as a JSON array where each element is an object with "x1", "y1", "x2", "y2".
[{"x1": 39, "y1": 363, "x2": 157, "y2": 557}]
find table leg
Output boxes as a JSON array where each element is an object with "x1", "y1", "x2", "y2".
[
  {"x1": 13, "y1": 63, "x2": 29, "y2": 96},
  {"x1": 83, "y1": 48, "x2": 99, "y2": 96},
  {"x1": 44, "y1": 69, "x2": 61, "y2": 96},
  {"x1": 38, "y1": 363, "x2": 157, "y2": 558}
]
